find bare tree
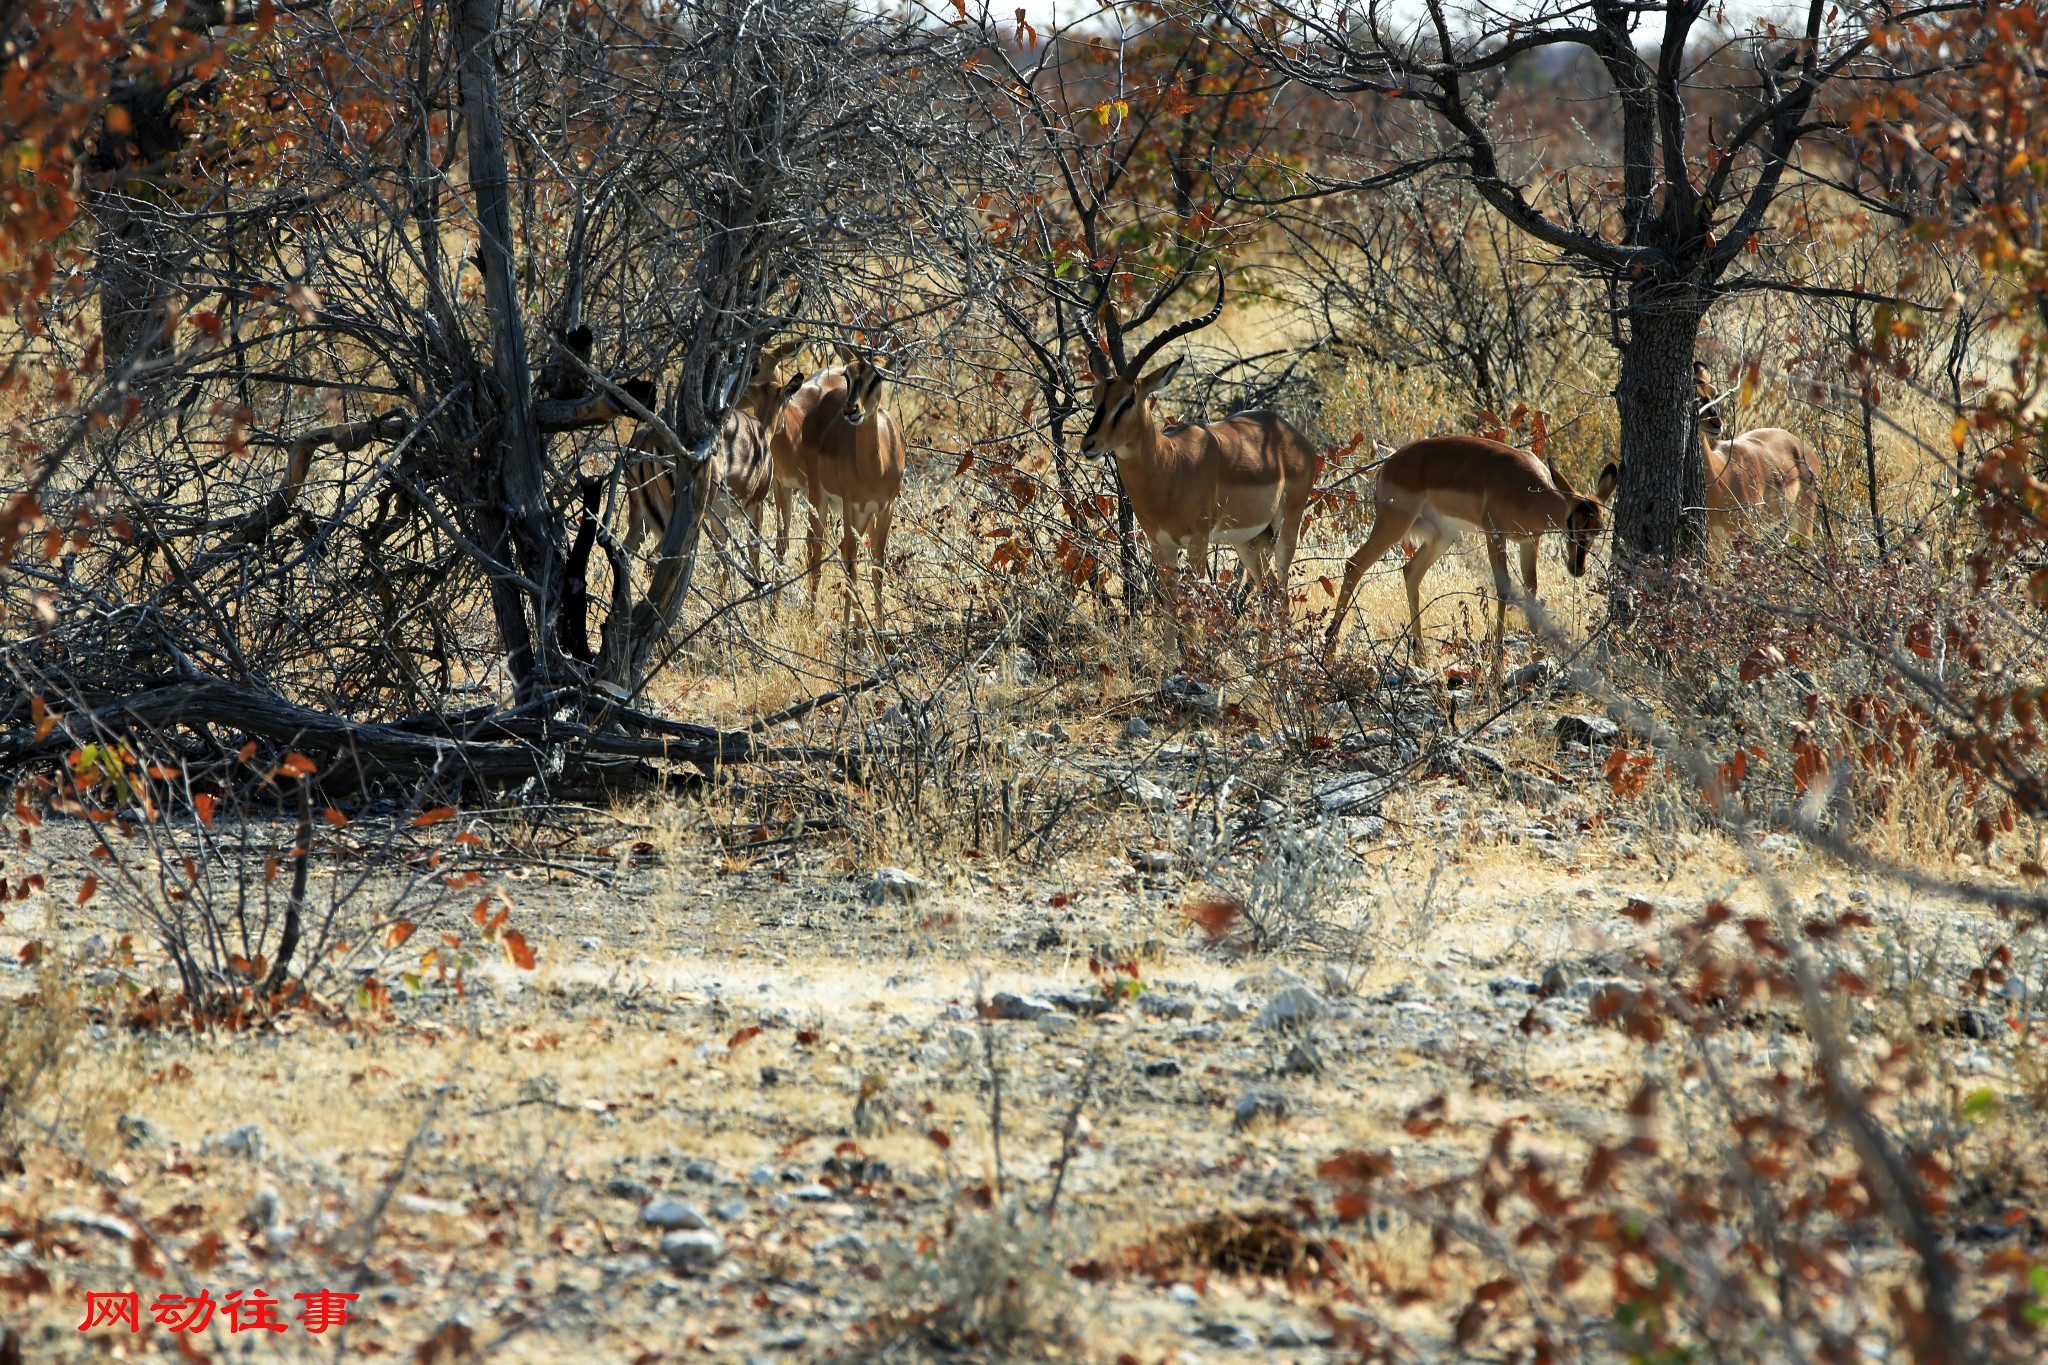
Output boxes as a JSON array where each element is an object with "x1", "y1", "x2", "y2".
[
  {"x1": 1239, "y1": 0, "x2": 1921, "y2": 560},
  {"x1": 5, "y1": 0, "x2": 993, "y2": 789}
]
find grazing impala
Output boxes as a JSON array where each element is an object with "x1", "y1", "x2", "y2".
[
  {"x1": 1598, "y1": 362, "x2": 1819, "y2": 546},
  {"x1": 770, "y1": 347, "x2": 905, "y2": 622},
  {"x1": 1076, "y1": 265, "x2": 1319, "y2": 618},
  {"x1": 625, "y1": 341, "x2": 802, "y2": 585},
  {"x1": 1323, "y1": 437, "x2": 1606, "y2": 678}
]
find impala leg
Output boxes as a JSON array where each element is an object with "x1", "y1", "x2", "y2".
[
  {"x1": 1400, "y1": 533, "x2": 1448, "y2": 667},
  {"x1": 1326, "y1": 506, "x2": 1417, "y2": 659},
  {"x1": 1151, "y1": 540, "x2": 1184, "y2": 650},
  {"x1": 746, "y1": 497, "x2": 767, "y2": 588},
  {"x1": 1484, "y1": 532, "x2": 1514, "y2": 683},
  {"x1": 839, "y1": 514, "x2": 862, "y2": 629},
  {"x1": 867, "y1": 499, "x2": 894, "y2": 627},
  {"x1": 803, "y1": 506, "x2": 829, "y2": 614},
  {"x1": 1273, "y1": 512, "x2": 1304, "y2": 611}
]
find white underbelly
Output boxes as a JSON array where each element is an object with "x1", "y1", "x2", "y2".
[
  {"x1": 1416, "y1": 510, "x2": 1482, "y2": 543},
  {"x1": 1158, "y1": 521, "x2": 1270, "y2": 551}
]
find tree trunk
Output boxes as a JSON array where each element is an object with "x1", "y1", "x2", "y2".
[
  {"x1": 454, "y1": 0, "x2": 558, "y2": 694},
  {"x1": 1610, "y1": 298, "x2": 1709, "y2": 561}
]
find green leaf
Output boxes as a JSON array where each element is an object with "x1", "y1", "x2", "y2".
[{"x1": 1960, "y1": 1087, "x2": 1999, "y2": 1121}]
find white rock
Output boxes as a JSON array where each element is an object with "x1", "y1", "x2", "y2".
[
  {"x1": 640, "y1": 1199, "x2": 708, "y2": 1230},
  {"x1": 865, "y1": 867, "x2": 931, "y2": 905},
  {"x1": 1314, "y1": 773, "x2": 1388, "y2": 815},
  {"x1": 989, "y1": 991, "x2": 1055, "y2": 1020},
  {"x1": 396, "y1": 1195, "x2": 468, "y2": 1218},
  {"x1": 1122, "y1": 716, "x2": 1153, "y2": 741},
  {"x1": 660, "y1": 1229, "x2": 725, "y2": 1270},
  {"x1": 200, "y1": 1123, "x2": 265, "y2": 1159},
  {"x1": 1256, "y1": 987, "x2": 1327, "y2": 1031},
  {"x1": 49, "y1": 1208, "x2": 136, "y2": 1242}
]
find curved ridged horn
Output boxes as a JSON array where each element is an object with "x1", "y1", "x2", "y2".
[{"x1": 1125, "y1": 262, "x2": 1225, "y2": 378}]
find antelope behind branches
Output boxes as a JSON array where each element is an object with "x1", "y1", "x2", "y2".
[
  {"x1": 1076, "y1": 265, "x2": 1319, "y2": 624},
  {"x1": 625, "y1": 341, "x2": 802, "y2": 587},
  {"x1": 770, "y1": 347, "x2": 905, "y2": 622},
  {"x1": 1324, "y1": 436, "x2": 1606, "y2": 679},
  {"x1": 1597, "y1": 362, "x2": 1819, "y2": 546}
]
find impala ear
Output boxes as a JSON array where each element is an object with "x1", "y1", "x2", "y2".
[
  {"x1": 1596, "y1": 462, "x2": 1619, "y2": 503},
  {"x1": 1138, "y1": 355, "x2": 1183, "y2": 392},
  {"x1": 779, "y1": 372, "x2": 804, "y2": 400},
  {"x1": 1549, "y1": 459, "x2": 1579, "y2": 497}
]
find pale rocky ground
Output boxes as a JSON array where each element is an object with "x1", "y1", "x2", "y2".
[{"x1": 3, "y1": 653, "x2": 2038, "y2": 1363}]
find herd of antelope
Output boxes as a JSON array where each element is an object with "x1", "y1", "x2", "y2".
[{"x1": 619, "y1": 280, "x2": 1817, "y2": 678}]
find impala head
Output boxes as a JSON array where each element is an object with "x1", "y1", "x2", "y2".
[
  {"x1": 742, "y1": 341, "x2": 803, "y2": 413},
  {"x1": 834, "y1": 345, "x2": 889, "y2": 427},
  {"x1": 1552, "y1": 462, "x2": 1605, "y2": 578},
  {"x1": 1694, "y1": 361, "x2": 1726, "y2": 442},
  {"x1": 1076, "y1": 261, "x2": 1226, "y2": 459}
]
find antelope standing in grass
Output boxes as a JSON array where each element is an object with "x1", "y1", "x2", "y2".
[
  {"x1": 625, "y1": 341, "x2": 803, "y2": 588},
  {"x1": 1597, "y1": 362, "x2": 1819, "y2": 546},
  {"x1": 770, "y1": 347, "x2": 905, "y2": 623},
  {"x1": 1075, "y1": 264, "x2": 1319, "y2": 631},
  {"x1": 1323, "y1": 436, "x2": 1606, "y2": 681}
]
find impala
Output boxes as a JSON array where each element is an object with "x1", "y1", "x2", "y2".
[
  {"x1": 1597, "y1": 362, "x2": 1819, "y2": 545},
  {"x1": 769, "y1": 346, "x2": 905, "y2": 622},
  {"x1": 1323, "y1": 436, "x2": 1606, "y2": 678},
  {"x1": 625, "y1": 341, "x2": 802, "y2": 585},
  {"x1": 1076, "y1": 265, "x2": 1319, "y2": 621}
]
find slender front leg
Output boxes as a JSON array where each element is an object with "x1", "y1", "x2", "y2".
[
  {"x1": 1485, "y1": 532, "x2": 1513, "y2": 682},
  {"x1": 1326, "y1": 505, "x2": 1418, "y2": 659},
  {"x1": 1400, "y1": 534, "x2": 1448, "y2": 666},
  {"x1": 803, "y1": 505, "x2": 830, "y2": 614},
  {"x1": 867, "y1": 499, "x2": 894, "y2": 627}
]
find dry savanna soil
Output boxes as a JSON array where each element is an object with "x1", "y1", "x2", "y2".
[{"x1": 3, "y1": 655, "x2": 2040, "y2": 1363}]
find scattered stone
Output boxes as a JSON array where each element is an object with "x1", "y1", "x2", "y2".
[
  {"x1": 1048, "y1": 721, "x2": 1069, "y2": 743},
  {"x1": 780, "y1": 1165, "x2": 806, "y2": 1183},
  {"x1": 1123, "y1": 776, "x2": 1174, "y2": 810},
  {"x1": 1507, "y1": 659, "x2": 1558, "y2": 691},
  {"x1": 199, "y1": 1124, "x2": 265, "y2": 1159},
  {"x1": 989, "y1": 991, "x2": 1055, "y2": 1021},
  {"x1": 1122, "y1": 716, "x2": 1154, "y2": 741},
  {"x1": 1036, "y1": 1014, "x2": 1076, "y2": 1035},
  {"x1": 1268, "y1": 1322, "x2": 1315, "y2": 1348},
  {"x1": 748, "y1": 1164, "x2": 776, "y2": 1185},
  {"x1": 759, "y1": 1067, "x2": 783, "y2": 1087},
  {"x1": 683, "y1": 1159, "x2": 720, "y2": 1183},
  {"x1": 711, "y1": 1200, "x2": 747, "y2": 1221},
  {"x1": 1952, "y1": 1007, "x2": 2000, "y2": 1041},
  {"x1": 116, "y1": 1115, "x2": 160, "y2": 1150},
  {"x1": 1490, "y1": 976, "x2": 1541, "y2": 996},
  {"x1": 578, "y1": 936, "x2": 602, "y2": 952},
  {"x1": 1133, "y1": 849, "x2": 1175, "y2": 873},
  {"x1": 605, "y1": 1177, "x2": 651, "y2": 1202},
  {"x1": 1459, "y1": 743, "x2": 1507, "y2": 775},
  {"x1": 1143, "y1": 1060, "x2": 1182, "y2": 1078},
  {"x1": 816, "y1": 1233, "x2": 867, "y2": 1258},
  {"x1": 1255, "y1": 799, "x2": 1287, "y2": 824},
  {"x1": 659, "y1": 1229, "x2": 725, "y2": 1271},
  {"x1": 246, "y1": 1187, "x2": 283, "y2": 1233},
  {"x1": 1320, "y1": 966, "x2": 1353, "y2": 997},
  {"x1": 791, "y1": 1183, "x2": 835, "y2": 1203},
  {"x1": 1167, "y1": 1283, "x2": 1202, "y2": 1307},
  {"x1": 1554, "y1": 713, "x2": 1621, "y2": 746},
  {"x1": 49, "y1": 1208, "x2": 137, "y2": 1242},
  {"x1": 1232, "y1": 1088, "x2": 1289, "y2": 1131},
  {"x1": 1538, "y1": 965, "x2": 1572, "y2": 999},
  {"x1": 641, "y1": 1200, "x2": 708, "y2": 1231},
  {"x1": 1281, "y1": 1040, "x2": 1324, "y2": 1077},
  {"x1": 1256, "y1": 987, "x2": 1327, "y2": 1032},
  {"x1": 1180, "y1": 1024, "x2": 1224, "y2": 1044},
  {"x1": 1757, "y1": 833, "x2": 1803, "y2": 856},
  {"x1": 396, "y1": 1195, "x2": 468, "y2": 1218},
  {"x1": 1140, "y1": 993, "x2": 1195, "y2": 1020},
  {"x1": 1163, "y1": 674, "x2": 1223, "y2": 714},
  {"x1": 1314, "y1": 773, "x2": 1389, "y2": 815},
  {"x1": 865, "y1": 867, "x2": 931, "y2": 905},
  {"x1": 1197, "y1": 1321, "x2": 1257, "y2": 1347},
  {"x1": 1026, "y1": 730, "x2": 1056, "y2": 749}
]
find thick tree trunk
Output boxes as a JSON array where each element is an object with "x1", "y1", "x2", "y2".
[
  {"x1": 454, "y1": 0, "x2": 558, "y2": 694},
  {"x1": 1610, "y1": 298, "x2": 1709, "y2": 561}
]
